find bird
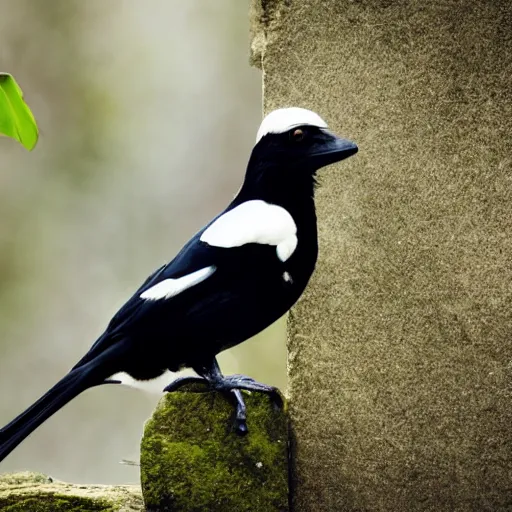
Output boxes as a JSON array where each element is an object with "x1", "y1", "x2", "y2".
[{"x1": 0, "y1": 107, "x2": 357, "y2": 462}]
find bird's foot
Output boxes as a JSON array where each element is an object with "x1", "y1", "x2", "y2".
[
  {"x1": 212, "y1": 374, "x2": 284, "y2": 410},
  {"x1": 164, "y1": 362, "x2": 283, "y2": 435},
  {"x1": 163, "y1": 375, "x2": 248, "y2": 435}
]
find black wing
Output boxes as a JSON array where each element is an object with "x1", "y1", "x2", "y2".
[
  {"x1": 106, "y1": 231, "x2": 218, "y2": 333},
  {"x1": 77, "y1": 229, "x2": 220, "y2": 363}
]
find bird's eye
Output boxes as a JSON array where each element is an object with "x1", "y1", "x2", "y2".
[{"x1": 291, "y1": 128, "x2": 305, "y2": 142}]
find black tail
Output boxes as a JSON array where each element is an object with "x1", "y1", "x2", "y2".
[{"x1": 0, "y1": 345, "x2": 122, "y2": 463}]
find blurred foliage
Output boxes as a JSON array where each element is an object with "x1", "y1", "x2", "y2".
[
  {"x1": 0, "y1": 0, "x2": 112, "y2": 335},
  {"x1": 0, "y1": 73, "x2": 38, "y2": 150}
]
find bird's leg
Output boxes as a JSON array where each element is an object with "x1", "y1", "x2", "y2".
[
  {"x1": 162, "y1": 366, "x2": 248, "y2": 434},
  {"x1": 195, "y1": 360, "x2": 249, "y2": 435}
]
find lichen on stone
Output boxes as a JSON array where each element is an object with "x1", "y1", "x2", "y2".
[
  {"x1": 0, "y1": 471, "x2": 143, "y2": 511},
  {"x1": 140, "y1": 385, "x2": 289, "y2": 512},
  {"x1": 249, "y1": 0, "x2": 290, "y2": 68}
]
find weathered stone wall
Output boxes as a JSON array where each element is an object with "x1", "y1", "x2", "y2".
[{"x1": 251, "y1": 1, "x2": 512, "y2": 510}]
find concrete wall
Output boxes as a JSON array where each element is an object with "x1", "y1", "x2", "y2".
[{"x1": 251, "y1": 1, "x2": 512, "y2": 510}]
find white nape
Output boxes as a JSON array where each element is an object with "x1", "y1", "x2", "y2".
[
  {"x1": 140, "y1": 266, "x2": 216, "y2": 301},
  {"x1": 110, "y1": 369, "x2": 195, "y2": 395},
  {"x1": 256, "y1": 107, "x2": 328, "y2": 143},
  {"x1": 201, "y1": 200, "x2": 298, "y2": 262}
]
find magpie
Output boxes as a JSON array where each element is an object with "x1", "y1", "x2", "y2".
[{"x1": 0, "y1": 107, "x2": 357, "y2": 462}]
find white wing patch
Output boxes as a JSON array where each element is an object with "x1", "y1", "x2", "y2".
[
  {"x1": 277, "y1": 237, "x2": 298, "y2": 263},
  {"x1": 200, "y1": 200, "x2": 298, "y2": 262},
  {"x1": 140, "y1": 266, "x2": 216, "y2": 301},
  {"x1": 256, "y1": 107, "x2": 328, "y2": 143}
]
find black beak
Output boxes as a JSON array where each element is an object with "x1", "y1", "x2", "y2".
[{"x1": 307, "y1": 130, "x2": 358, "y2": 169}]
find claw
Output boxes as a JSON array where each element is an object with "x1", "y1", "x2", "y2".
[
  {"x1": 163, "y1": 376, "x2": 207, "y2": 393},
  {"x1": 228, "y1": 388, "x2": 248, "y2": 435},
  {"x1": 235, "y1": 420, "x2": 249, "y2": 436},
  {"x1": 269, "y1": 390, "x2": 284, "y2": 410},
  {"x1": 175, "y1": 360, "x2": 285, "y2": 436}
]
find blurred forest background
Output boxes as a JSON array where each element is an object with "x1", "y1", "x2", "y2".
[{"x1": 0, "y1": 0, "x2": 286, "y2": 484}]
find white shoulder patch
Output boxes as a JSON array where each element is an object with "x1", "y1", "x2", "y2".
[
  {"x1": 276, "y1": 237, "x2": 298, "y2": 263},
  {"x1": 256, "y1": 107, "x2": 328, "y2": 143},
  {"x1": 200, "y1": 200, "x2": 298, "y2": 262},
  {"x1": 140, "y1": 266, "x2": 215, "y2": 301}
]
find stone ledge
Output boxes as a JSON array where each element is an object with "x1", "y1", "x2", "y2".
[{"x1": 0, "y1": 471, "x2": 143, "y2": 511}]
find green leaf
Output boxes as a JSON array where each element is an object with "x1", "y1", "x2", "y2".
[{"x1": 0, "y1": 73, "x2": 38, "y2": 150}]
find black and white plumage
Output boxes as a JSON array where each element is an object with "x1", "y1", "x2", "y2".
[{"x1": 0, "y1": 107, "x2": 357, "y2": 460}]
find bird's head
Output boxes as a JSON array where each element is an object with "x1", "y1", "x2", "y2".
[{"x1": 242, "y1": 107, "x2": 358, "y2": 198}]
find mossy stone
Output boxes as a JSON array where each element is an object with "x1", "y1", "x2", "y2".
[
  {"x1": 0, "y1": 494, "x2": 115, "y2": 512},
  {"x1": 140, "y1": 386, "x2": 289, "y2": 512},
  {"x1": 0, "y1": 471, "x2": 143, "y2": 511}
]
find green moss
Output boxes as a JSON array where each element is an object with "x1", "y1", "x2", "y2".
[
  {"x1": 0, "y1": 493, "x2": 115, "y2": 512},
  {"x1": 141, "y1": 386, "x2": 289, "y2": 512}
]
